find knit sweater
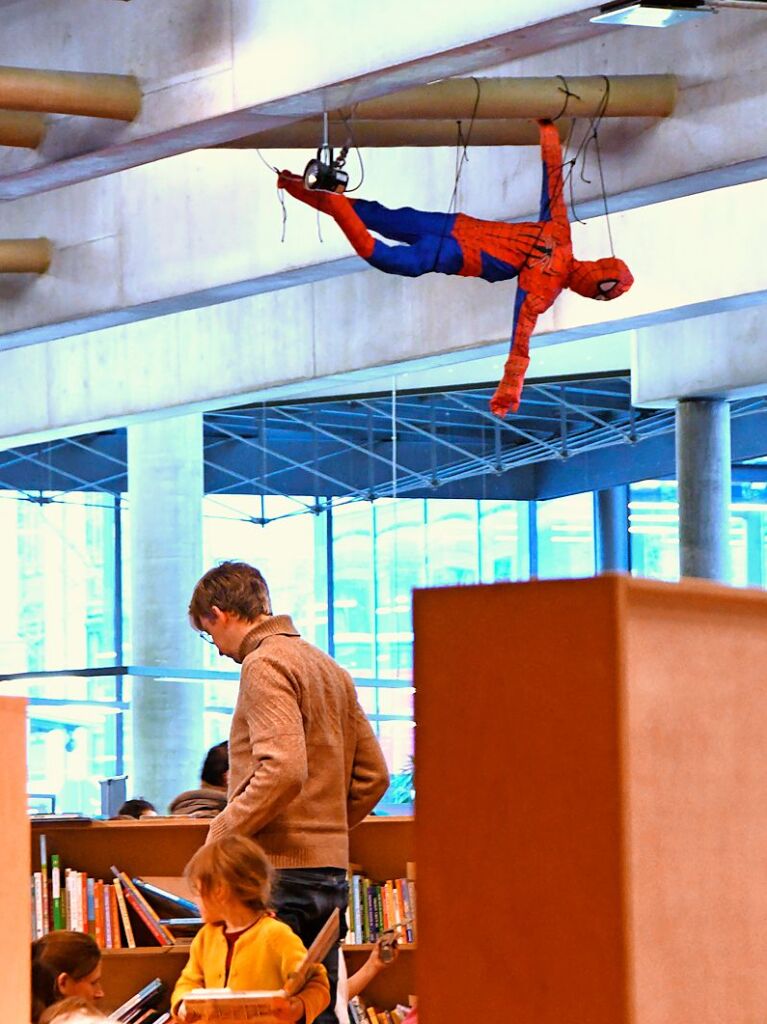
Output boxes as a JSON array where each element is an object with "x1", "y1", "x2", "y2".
[
  {"x1": 171, "y1": 915, "x2": 330, "y2": 1022},
  {"x1": 207, "y1": 615, "x2": 389, "y2": 867}
]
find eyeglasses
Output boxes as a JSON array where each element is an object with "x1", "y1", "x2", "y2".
[{"x1": 198, "y1": 631, "x2": 215, "y2": 645}]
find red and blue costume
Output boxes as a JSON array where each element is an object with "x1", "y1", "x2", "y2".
[{"x1": 278, "y1": 120, "x2": 633, "y2": 416}]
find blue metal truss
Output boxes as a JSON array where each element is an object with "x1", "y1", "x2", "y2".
[{"x1": 1, "y1": 374, "x2": 766, "y2": 506}]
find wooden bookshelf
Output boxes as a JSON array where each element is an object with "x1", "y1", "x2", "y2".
[
  {"x1": 31, "y1": 813, "x2": 415, "y2": 1013},
  {"x1": 413, "y1": 575, "x2": 767, "y2": 1024},
  {"x1": 345, "y1": 815, "x2": 415, "y2": 1008}
]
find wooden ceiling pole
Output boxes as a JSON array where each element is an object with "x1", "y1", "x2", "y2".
[
  {"x1": 337, "y1": 74, "x2": 677, "y2": 120},
  {"x1": 0, "y1": 65, "x2": 141, "y2": 121},
  {"x1": 0, "y1": 239, "x2": 53, "y2": 274},
  {"x1": 221, "y1": 118, "x2": 570, "y2": 150},
  {"x1": 0, "y1": 110, "x2": 46, "y2": 148}
]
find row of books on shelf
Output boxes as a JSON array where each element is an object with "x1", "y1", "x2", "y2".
[
  {"x1": 344, "y1": 869, "x2": 416, "y2": 945},
  {"x1": 349, "y1": 995, "x2": 412, "y2": 1024},
  {"x1": 32, "y1": 834, "x2": 201, "y2": 947}
]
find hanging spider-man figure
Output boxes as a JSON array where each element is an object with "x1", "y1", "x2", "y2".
[{"x1": 278, "y1": 120, "x2": 633, "y2": 417}]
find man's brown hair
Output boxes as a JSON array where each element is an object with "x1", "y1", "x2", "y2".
[
  {"x1": 185, "y1": 833, "x2": 273, "y2": 914},
  {"x1": 188, "y1": 561, "x2": 272, "y2": 628}
]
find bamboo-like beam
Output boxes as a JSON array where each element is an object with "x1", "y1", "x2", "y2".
[
  {"x1": 220, "y1": 118, "x2": 569, "y2": 150},
  {"x1": 336, "y1": 74, "x2": 677, "y2": 121},
  {"x1": 0, "y1": 238, "x2": 52, "y2": 273},
  {"x1": 0, "y1": 110, "x2": 46, "y2": 149},
  {"x1": 0, "y1": 65, "x2": 141, "y2": 121}
]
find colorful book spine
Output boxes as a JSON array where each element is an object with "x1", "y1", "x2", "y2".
[
  {"x1": 113, "y1": 878, "x2": 136, "y2": 948},
  {"x1": 33, "y1": 872, "x2": 44, "y2": 939},
  {"x1": 105, "y1": 881, "x2": 114, "y2": 949},
  {"x1": 109, "y1": 882, "x2": 122, "y2": 949},
  {"x1": 50, "y1": 854, "x2": 63, "y2": 930},
  {"x1": 395, "y1": 878, "x2": 412, "y2": 943},
  {"x1": 39, "y1": 834, "x2": 50, "y2": 933},
  {"x1": 86, "y1": 877, "x2": 96, "y2": 938},
  {"x1": 351, "y1": 873, "x2": 363, "y2": 944},
  {"x1": 349, "y1": 996, "x2": 367, "y2": 1024},
  {"x1": 374, "y1": 885, "x2": 385, "y2": 941},
  {"x1": 362, "y1": 878, "x2": 372, "y2": 943},
  {"x1": 111, "y1": 868, "x2": 173, "y2": 946},
  {"x1": 94, "y1": 881, "x2": 105, "y2": 949}
]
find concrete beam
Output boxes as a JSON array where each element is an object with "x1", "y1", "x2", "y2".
[
  {"x1": 0, "y1": 9, "x2": 765, "y2": 346},
  {"x1": 632, "y1": 306, "x2": 767, "y2": 408},
  {"x1": 2, "y1": 178, "x2": 767, "y2": 445},
  {"x1": 0, "y1": 0, "x2": 603, "y2": 199}
]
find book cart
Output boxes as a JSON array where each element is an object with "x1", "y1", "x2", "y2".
[{"x1": 31, "y1": 814, "x2": 415, "y2": 1015}]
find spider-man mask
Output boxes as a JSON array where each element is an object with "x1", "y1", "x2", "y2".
[{"x1": 569, "y1": 257, "x2": 634, "y2": 301}]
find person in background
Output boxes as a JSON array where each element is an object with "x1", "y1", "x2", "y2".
[
  {"x1": 38, "y1": 997, "x2": 105, "y2": 1023},
  {"x1": 31, "y1": 932, "x2": 104, "y2": 1021},
  {"x1": 171, "y1": 834, "x2": 330, "y2": 1023},
  {"x1": 168, "y1": 740, "x2": 229, "y2": 818},
  {"x1": 114, "y1": 797, "x2": 158, "y2": 819},
  {"x1": 188, "y1": 561, "x2": 389, "y2": 1024}
]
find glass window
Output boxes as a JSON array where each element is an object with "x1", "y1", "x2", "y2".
[
  {"x1": 373, "y1": 500, "x2": 425, "y2": 682},
  {"x1": 202, "y1": 495, "x2": 328, "y2": 657},
  {"x1": 424, "y1": 500, "x2": 479, "y2": 586},
  {"x1": 536, "y1": 493, "x2": 595, "y2": 579},
  {"x1": 0, "y1": 492, "x2": 117, "y2": 673},
  {"x1": 332, "y1": 502, "x2": 376, "y2": 678},
  {"x1": 629, "y1": 481, "x2": 680, "y2": 582},
  {"x1": 479, "y1": 500, "x2": 530, "y2": 582}
]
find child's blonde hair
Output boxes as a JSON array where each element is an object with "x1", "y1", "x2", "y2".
[
  {"x1": 185, "y1": 833, "x2": 273, "y2": 913},
  {"x1": 38, "y1": 996, "x2": 105, "y2": 1023}
]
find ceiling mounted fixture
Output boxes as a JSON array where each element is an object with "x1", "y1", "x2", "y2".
[{"x1": 591, "y1": 0, "x2": 767, "y2": 27}]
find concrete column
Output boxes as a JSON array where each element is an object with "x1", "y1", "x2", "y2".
[
  {"x1": 127, "y1": 413, "x2": 205, "y2": 812},
  {"x1": 676, "y1": 398, "x2": 731, "y2": 583},
  {"x1": 594, "y1": 485, "x2": 630, "y2": 574}
]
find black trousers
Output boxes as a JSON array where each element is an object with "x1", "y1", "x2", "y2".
[{"x1": 272, "y1": 867, "x2": 349, "y2": 1024}]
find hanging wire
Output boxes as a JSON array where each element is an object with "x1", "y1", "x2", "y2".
[
  {"x1": 254, "y1": 147, "x2": 289, "y2": 242},
  {"x1": 444, "y1": 76, "x2": 482, "y2": 216},
  {"x1": 338, "y1": 107, "x2": 366, "y2": 193},
  {"x1": 566, "y1": 76, "x2": 615, "y2": 252},
  {"x1": 429, "y1": 76, "x2": 483, "y2": 272},
  {"x1": 391, "y1": 378, "x2": 398, "y2": 501}
]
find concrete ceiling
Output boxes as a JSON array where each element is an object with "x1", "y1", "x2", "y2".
[{"x1": 0, "y1": 0, "x2": 766, "y2": 445}]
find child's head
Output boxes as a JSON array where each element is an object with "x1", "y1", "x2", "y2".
[
  {"x1": 115, "y1": 797, "x2": 157, "y2": 819},
  {"x1": 185, "y1": 833, "x2": 273, "y2": 922},
  {"x1": 38, "y1": 996, "x2": 106, "y2": 1023},
  {"x1": 32, "y1": 931, "x2": 104, "y2": 1003}
]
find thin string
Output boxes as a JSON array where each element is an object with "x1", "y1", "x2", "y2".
[
  {"x1": 567, "y1": 76, "x2": 614, "y2": 251},
  {"x1": 553, "y1": 74, "x2": 581, "y2": 121},
  {"x1": 338, "y1": 107, "x2": 366, "y2": 193},
  {"x1": 257, "y1": 148, "x2": 289, "y2": 242},
  {"x1": 430, "y1": 76, "x2": 482, "y2": 272}
]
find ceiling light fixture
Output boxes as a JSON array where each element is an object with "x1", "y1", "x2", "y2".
[
  {"x1": 591, "y1": 1, "x2": 713, "y2": 26},
  {"x1": 591, "y1": 0, "x2": 767, "y2": 26}
]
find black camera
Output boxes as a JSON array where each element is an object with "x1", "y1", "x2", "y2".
[{"x1": 303, "y1": 144, "x2": 349, "y2": 193}]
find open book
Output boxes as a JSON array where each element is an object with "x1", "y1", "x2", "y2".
[{"x1": 183, "y1": 908, "x2": 340, "y2": 1021}]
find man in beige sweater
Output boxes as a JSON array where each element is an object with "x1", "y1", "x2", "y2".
[{"x1": 188, "y1": 561, "x2": 390, "y2": 1024}]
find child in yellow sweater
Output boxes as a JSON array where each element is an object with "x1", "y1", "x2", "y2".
[{"x1": 171, "y1": 834, "x2": 330, "y2": 1022}]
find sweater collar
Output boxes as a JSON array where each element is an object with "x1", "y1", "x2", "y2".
[{"x1": 237, "y1": 614, "x2": 300, "y2": 663}]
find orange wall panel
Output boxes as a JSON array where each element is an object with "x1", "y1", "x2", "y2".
[
  {"x1": 413, "y1": 576, "x2": 767, "y2": 1024},
  {"x1": 0, "y1": 698, "x2": 29, "y2": 1022}
]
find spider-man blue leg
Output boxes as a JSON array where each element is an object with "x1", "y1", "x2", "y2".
[
  {"x1": 278, "y1": 172, "x2": 463, "y2": 277},
  {"x1": 351, "y1": 201, "x2": 456, "y2": 243},
  {"x1": 352, "y1": 201, "x2": 463, "y2": 276}
]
